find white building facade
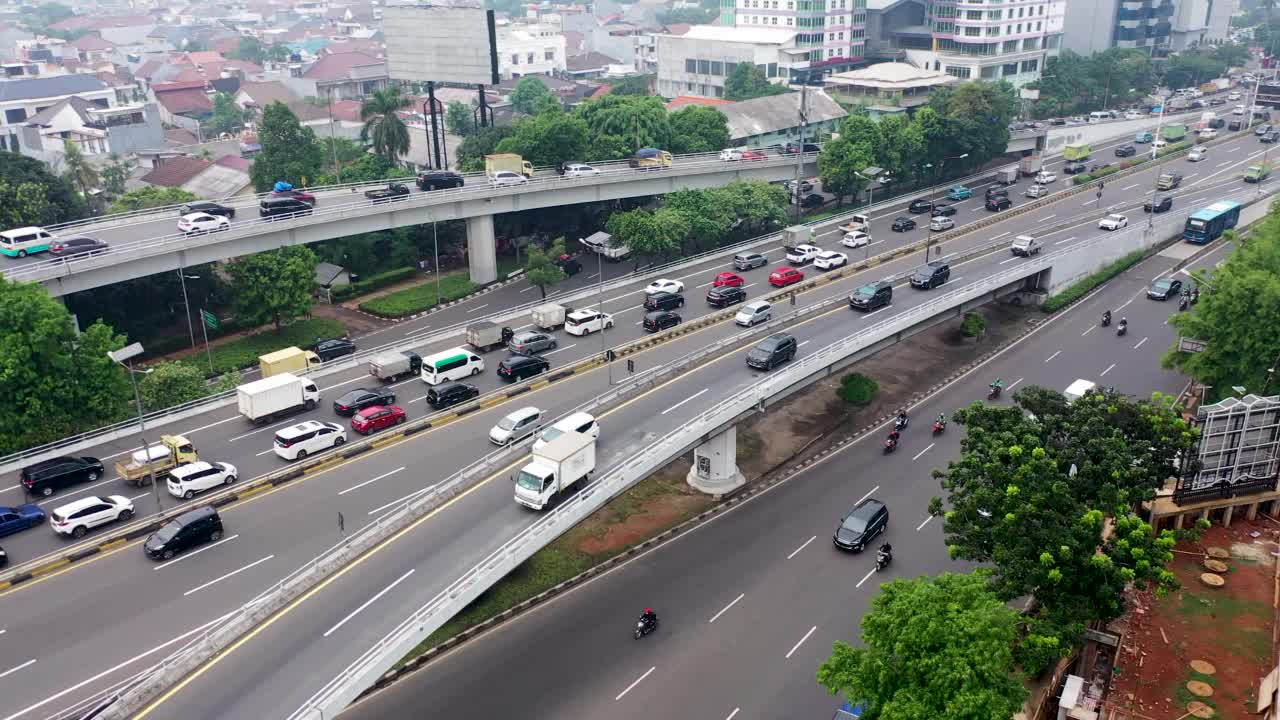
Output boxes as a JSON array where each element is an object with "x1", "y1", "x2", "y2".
[
  {"x1": 656, "y1": 25, "x2": 811, "y2": 98},
  {"x1": 916, "y1": 0, "x2": 1065, "y2": 87},
  {"x1": 497, "y1": 20, "x2": 568, "y2": 79},
  {"x1": 721, "y1": 0, "x2": 868, "y2": 69},
  {"x1": 1170, "y1": 0, "x2": 1239, "y2": 50}
]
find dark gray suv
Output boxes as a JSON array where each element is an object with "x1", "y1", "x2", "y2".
[
  {"x1": 833, "y1": 498, "x2": 888, "y2": 552},
  {"x1": 746, "y1": 333, "x2": 797, "y2": 370}
]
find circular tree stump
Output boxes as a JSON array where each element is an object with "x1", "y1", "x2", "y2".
[
  {"x1": 1203, "y1": 558, "x2": 1229, "y2": 573},
  {"x1": 1200, "y1": 573, "x2": 1226, "y2": 588},
  {"x1": 1190, "y1": 660, "x2": 1217, "y2": 675},
  {"x1": 1187, "y1": 680, "x2": 1214, "y2": 698},
  {"x1": 1206, "y1": 546, "x2": 1230, "y2": 560},
  {"x1": 1188, "y1": 700, "x2": 1215, "y2": 718}
]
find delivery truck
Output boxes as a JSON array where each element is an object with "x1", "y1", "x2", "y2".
[
  {"x1": 513, "y1": 431, "x2": 597, "y2": 510},
  {"x1": 581, "y1": 231, "x2": 631, "y2": 261},
  {"x1": 368, "y1": 350, "x2": 422, "y2": 382},
  {"x1": 467, "y1": 321, "x2": 510, "y2": 352},
  {"x1": 628, "y1": 147, "x2": 673, "y2": 169},
  {"x1": 996, "y1": 167, "x2": 1019, "y2": 185},
  {"x1": 259, "y1": 347, "x2": 320, "y2": 378},
  {"x1": 1064, "y1": 379, "x2": 1097, "y2": 404},
  {"x1": 1019, "y1": 154, "x2": 1043, "y2": 176},
  {"x1": 114, "y1": 435, "x2": 198, "y2": 486},
  {"x1": 1245, "y1": 163, "x2": 1271, "y2": 183},
  {"x1": 782, "y1": 225, "x2": 814, "y2": 252},
  {"x1": 532, "y1": 303, "x2": 567, "y2": 331},
  {"x1": 1162, "y1": 123, "x2": 1188, "y2": 142},
  {"x1": 237, "y1": 372, "x2": 321, "y2": 424},
  {"x1": 1063, "y1": 143, "x2": 1091, "y2": 161},
  {"x1": 484, "y1": 153, "x2": 534, "y2": 179}
]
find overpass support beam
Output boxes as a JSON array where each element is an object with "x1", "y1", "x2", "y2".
[
  {"x1": 466, "y1": 214, "x2": 497, "y2": 285},
  {"x1": 687, "y1": 425, "x2": 745, "y2": 497}
]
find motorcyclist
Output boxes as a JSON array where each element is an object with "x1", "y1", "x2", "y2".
[
  {"x1": 936, "y1": 413, "x2": 946, "y2": 428},
  {"x1": 1119, "y1": 317, "x2": 1127, "y2": 328},
  {"x1": 877, "y1": 543, "x2": 893, "y2": 562},
  {"x1": 641, "y1": 608, "x2": 657, "y2": 629},
  {"x1": 990, "y1": 378, "x2": 1004, "y2": 392},
  {"x1": 888, "y1": 429, "x2": 900, "y2": 442},
  {"x1": 895, "y1": 409, "x2": 909, "y2": 429},
  {"x1": 501, "y1": 326, "x2": 515, "y2": 344},
  {"x1": 1102, "y1": 309, "x2": 1111, "y2": 326}
]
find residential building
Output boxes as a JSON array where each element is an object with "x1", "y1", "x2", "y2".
[
  {"x1": 285, "y1": 51, "x2": 388, "y2": 101},
  {"x1": 722, "y1": 0, "x2": 868, "y2": 71},
  {"x1": 139, "y1": 153, "x2": 253, "y2": 198},
  {"x1": 566, "y1": 51, "x2": 621, "y2": 78},
  {"x1": 70, "y1": 34, "x2": 118, "y2": 64},
  {"x1": 718, "y1": 89, "x2": 847, "y2": 146},
  {"x1": 656, "y1": 25, "x2": 811, "y2": 98},
  {"x1": 0, "y1": 74, "x2": 115, "y2": 153},
  {"x1": 17, "y1": 98, "x2": 163, "y2": 162},
  {"x1": 1169, "y1": 0, "x2": 1239, "y2": 50},
  {"x1": 497, "y1": 20, "x2": 568, "y2": 79},
  {"x1": 233, "y1": 80, "x2": 299, "y2": 114},
  {"x1": 151, "y1": 80, "x2": 212, "y2": 134},
  {"x1": 1061, "y1": 0, "x2": 1175, "y2": 55},
  {"x1": 824, "y1": 60, "x2": 956, "y2": 109}
]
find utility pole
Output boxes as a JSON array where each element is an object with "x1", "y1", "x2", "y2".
[{"x1": 792, "y1": 72, "x2": 809, "y2": 222}]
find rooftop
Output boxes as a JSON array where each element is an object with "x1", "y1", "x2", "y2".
[
  {"x1": 237, "y1": 80, "x2": 297, "y2": 107},
  {"x1": 71, "y1": 34, "x2": 116, "y2": 51},
  {"x1": 153, "y1": 87, "x2": 214, "y2": 116},
  {"x1": 0, "y1": 74, "x2": 108, "y2": 102},
  {"x1": 669, "y1": 25, "x2": 798, "y2": 45},
  {"x1": 825, "y1": 61, "x2": 958, "y2": 89},
  {"x1": 566, "y1": 51, "x2": 619, "y2": 72},
  {"x1": 719, "y1": 90, "x2": 846, "y2": 141},
  {"x1": 302, "y1": 51, "x2": 384, "y2": 81},
  {"x1": 665, "y1": 95, "x2": 733, "y2": 110},
  {"x1": 140, "y1": 156, "x2": 212, "y2": 188}
]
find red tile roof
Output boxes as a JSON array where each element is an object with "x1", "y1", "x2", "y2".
[
  {"x1": 214, "y1": 154, "x2": 253, "y2": 173},
  {"x1": 140, "y1": 156, "x2": 211, "y2": 187},
  {"x1": 187, "y1": 51, "x2": 225, "y2": 65},
  {"x1": 330, "y1": 99, "x2": 363, "y2": 122},
  {"x1": 155, "y1": 87, "x2": 213, "y2": 115},
  {"x1": 590, "y1": 84, "x2": 611, "y2": 98},
  {"x1": 302, "y1": 51, "x2": 381, "y2": 81},
  {"x1": 153, "y1": 80, "x2": 207, "y2": 92},
  {"x1": 664, "y1": 95, "x2": 732, "y2": 110},
  {"x1": 72, "y1": 34, "x2": 116, "y2": 51}
]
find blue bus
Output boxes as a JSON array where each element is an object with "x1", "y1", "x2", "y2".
[{"x1": 1183, "y1": 200, "x2": 1242, "y2": 244}]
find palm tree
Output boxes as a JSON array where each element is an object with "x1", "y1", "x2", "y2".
[
  {"x1": 360, "y1": 86, "x2": 412, "y2": 166},
  {"x1": 61, "y1": 139, "x2": 100, "y2": 212}
]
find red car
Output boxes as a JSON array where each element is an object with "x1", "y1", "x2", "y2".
[
  {"x1": 741, "y1": 150, "x2": 766, "y2": 161},
  {"x1": 351, "y1": 405, "x2": 406, "y2": 434},
  {"x1": 769, "y1": 266, "x2": 805, "y2": 287},
  {"x1": 273, "y1": 188, "x2": 317, "y2": 205},
  {"x1": 713, "y1": 271, "x2": 744, "y2": 288}
]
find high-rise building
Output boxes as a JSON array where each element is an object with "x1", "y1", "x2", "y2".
[
  {"x1": 1061, "y1": 0, "x2": 1176, "y2": 55},
  {"x1": 868, "y1": 1, "x2": 1064, "y2": 88},
  {"x1": 1170, "y1": 0, "x2": 1240, "y2": 50},
  {"x1": 721, "y1": 0, "x2": 868, "y2": 73}
]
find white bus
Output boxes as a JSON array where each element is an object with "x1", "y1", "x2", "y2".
[{"x1": 420, "y1": 347, "x2": 485, "y2": 385}]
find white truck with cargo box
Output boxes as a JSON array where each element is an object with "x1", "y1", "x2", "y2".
[
  {"x1": 531, "y1": 303, "x2": 567, "y2": 331},
  {"x1": 1064, "y1": 379, "x2": 1097, "y2": 404},
  {"x1": 467, "y1": 321, "x2": 510, "y2": 352},
  {"x1": 513, "y1": 431, "x2": 597, "y2": 510},
  {"x1": 996, "y1": 167, "x2": 1019, "y2": 185},
  {"x1": 237, "y1": 372, "x2": 321, "y2": 424},
  {"x1": 581, "y1": 231, "x2": 631, "y2": 262},
  {"x1": 839, "y1": 214, "x2": 870, "y2": 234},
  {"x1": 368, "y1": 350, "x2": 422, "y2": 382},
  {"x1": 782, "y1": 225, "x2": 813, "y2": 252}
]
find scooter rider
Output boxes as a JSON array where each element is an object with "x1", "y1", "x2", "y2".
[
  {"x1": 1101, "y1": 309, "x2": 1111, "y2": 326},
  {"x1": 641, "y1": 607, "x2": 657, "y2": 629},
  {"x1": 876, "y1": 543, "x2": 893, "y2": 567},
  {"x1": 936, "y1": 413, "x2": 946, "y2": 429},
  {"x1": 895, "y1": 409, "x2": 909, "y2": 429}
]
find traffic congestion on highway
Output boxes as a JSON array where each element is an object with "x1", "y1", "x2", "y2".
[{"x1": 0, "y1": 107, "x2": 1271, "y2": 720}]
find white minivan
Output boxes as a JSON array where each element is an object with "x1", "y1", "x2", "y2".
[
  {"x1": 420, "y1": 347, "x2": 485, "y2": 385},
  {"x1": 533, "y1": 412, "x2": 600, "y2": 451},
  {"x1": 735, "y1": 300, "x2": 772, "y2": 327}
]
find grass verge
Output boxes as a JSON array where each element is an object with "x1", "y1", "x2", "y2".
[
  {"x1": 1040, "y1": 250, "x2": 1144, "y2": 313},
  {"x1": 359, "y1": 273, "x2": 478, "y2": 318},
  {"x1": 168, "y1": 318, "x2": 348, "y2": 377}
]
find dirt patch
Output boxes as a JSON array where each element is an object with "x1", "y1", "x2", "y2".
[{"x1": 1108, "y1": 523, "x2": 1279, "y2": 720}]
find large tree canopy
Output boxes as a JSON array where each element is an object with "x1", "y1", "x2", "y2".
[
  {"x1": 249, "y1": 102, "x2": 324, "y2": 191},
  {"x1": 0, "y1": 150, "x2": 86, "y2": 225}
]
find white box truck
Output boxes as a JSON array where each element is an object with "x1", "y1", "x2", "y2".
[
  {"x1": 532, "y1": 303, "x2": 567, "y2": 331},
  {"x1": 237, "y1": 372, "x2": 321, "y2": 424},
  {"x1": 514, "y1": 431, "x2": 596, "y2": 510},
  {"x1": 1064, "y1": 379, "x2": 1096, "y2": 404}
]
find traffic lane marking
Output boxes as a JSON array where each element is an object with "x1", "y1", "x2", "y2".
[
  {"x1": 615, "y1": 666, "x2": 656, "y2": 701},
  {"x1": 153, "y1": 534, "x2": 241, "y2": 570},
  {"x1": 183, "y1": 555, "x2": 274, "y2": 597},
  {"x1": 787, "y1": 535, "x2": 817, "y2": 560},
  {"x1": 322, "y1": 568, "x2": 415, "y2": 638},
  {"x1": 708, "y1": 593, "x2": 745, "y2": 623}
]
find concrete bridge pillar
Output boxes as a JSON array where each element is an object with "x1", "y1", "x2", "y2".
[
  {"x1": 467, "y1": 214, "x2": 497, "y2": 285},
  {"x1": 687, "y1": 425, "x2": 745, "y2": 497}
]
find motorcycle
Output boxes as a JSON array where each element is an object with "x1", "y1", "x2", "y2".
[
  {"x1": 1117, "y1": 321, "x2": 1128, "y2": 337},
  {"x1": 932, "y1": 421, "x2": 946, "y2": 435},
  {"x1": 894, "y1": 415, "x2": 909, "y2": 431},
  {"x1": 988, "y1": 384, "x2": 1003, "y2": 400},
  {"x1": 884, "y1": 436, "x2": 898, "y2": 454},
  {"x1": 1179, "y1": 295, "x2": 1189, "y2": 311},
  {"x1": 875, "y1": 549, "x2": 892, "y2": 572},
  {"x1": 1101, "y1": 313, "x2": 1111, "y2": 327},
  {"x1": 634, "y1": 615, "x2": 658, "y2": 640},
  {"x1": 1191, "y1": 289, "x2": 1200, "y2": 304}
]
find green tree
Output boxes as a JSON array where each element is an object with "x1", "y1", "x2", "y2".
[
  {"x1": 456, "y1": 125, "x2": 515, "y2": 172},
  {"x1": 313, "y1": 153, "x2": 410, "y2": 186},
  {"x1": 361, "y1": 86, "x2": 413, "y2": 166},
  {"x1": 226, "y1": 246, "x2": 318, "y2": 330},
  {"x1": 204, "y1": 92, "x2": 251, "y2": 138},
  {"x1": 574, "y1": 94, "x2": 672, "y2": 153},
  {"x1": 1164, "y1": 53, "x2": 1227, "y2": 89},
  {"x1": 229, "y1": 36, "x2": 267, "y2": 64},
  {"x1": 510, "y1": 77, "x2": 558, "y2": 115},
  {"x1": 723, "y1": 63, "x2": 789, "y2": 101},
  {"x1": 1213, "y1": 42, "x2": 1252, "y2": 68},
  {"x1": 0, "y1": 180, "x2": 54, "y2": 229},
  {"x1": 318, "y1": 136, "x2": 368, "y2": 172},
  {"x1": 109, "y1": 186, "x2": 197, "y2": 214},
  {"x1": 1029, "y1": 49, "x2": 1155, "y2": 118},
  {"x1": 608, "y1": 75, "x2": 653, "y2": 96},
  {"x1": 61, "y1": 139, "x2": 99, "y2": 207},
  {"x1": 817, "y1": 133, "x2": 875, "y2": 205},
  {"x1": 100, "y1": 153, "x2": 134, "y2": 199},
  {"x1": 249, "y1": 102, "x2": 324, "y2": 191},
  {"x1": 817, "y1": 572, "x2": 1028, "y2": 720},
  {"x1": 668, "y1": 106, "x2": 730, "y2": 154},
  {"x1": 872, "y1": 114, "x2": 925, "y2": 186},
  {"x1": 138, "y1": 361, "x2": 211, "y2": 409},
  {"x1": 266, "y1": 43, "x2": 292, "y2": 63},
  {"x1": 495, "y1": 107, "x2": 590, "y2": 167},
  {"x1": 1165, "y1": 220, "x2": 1280, "y2": 396},
  {"x1": 937, "y1": 81, "x2": 1017, "y2": 169},
  {"x1": 524, "y1": 237, "x2": 567, "y2": 299},
  {"x1": 606, "y1": 208, "x2": 684, "y2": 269},
  {"x1": 445, "y1": 100, "x2": 476, "y2": 137}
]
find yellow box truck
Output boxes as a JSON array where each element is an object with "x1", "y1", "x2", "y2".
[
  {"x1": 259, "y1": 347, "x2": 321, "y2": 378},
  {"x1": 1063, "y1": 143, "x2": 1091, "y2": 161},
  {"x1": 484, "y1": 154, "x2": 534, "y2": 178}
]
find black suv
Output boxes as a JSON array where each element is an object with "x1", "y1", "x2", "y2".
[
  {"x1": 707, "y1": 286, "x2": 747, "y2": 308},
  {"x1": 985, "y1": 195, "x2": 1012, "y2": 211},
  {"x1": 1144, "y1": 194, "x2": 1173, "y2": 213},
  {"x1": 144, "y1": 506, "x2": 223, "y2": 561},
  {"x1": 1147, "y1": 277, "x2": 1183, "y2": 300},
  {"x1": 985, "y1": 186, "x2": 1009, "y2": 199},
  {"x1": 848, "y1": 280, "x2": 892, "y2": 311},
  {"x1": 746, "y1": 333, "x2": 798, "y2": 370},
  {"x1": 313, "y1": 338, "x2": 357, "y2": 361},
  {"x1": 555, "y1": 256, "x2": 581, "y2": 276},
  {"x1": 427, "y1": 382, "x2": 480, "y2": 409},
  {"x1": 643, "y1": 310, "x2": 681, "y2": 332},
  {"x1": 644, "y1": 291, "x2": 685, "y2": 311},
  {"x1": 833, "y1": 497, "x2": 888, "y2": 552},
  {"x1": 890, "y1": 216, "x2": 916, "y2": 232},
  {"x1": 21, "y1": 456, "x2": 104, "y2": 497},
  {"x1": 1063, "y1": 161, "x2": 1087, "y2": 174},
  {"x1": 333, "y1": 388, "x2": 396, "y2": 416},
  {"x1": 180, "y1": 201, "x2": 235, "y2": 219},
  {"x1": 498, "y1": 354, "x2": 550, "y2": 381},
  {"x1": 259, "y1": 197, "x2": 313, "y2": 218},
  {"x1": 909, "y1": 261, "x2": 951, "y2": 289},
  {"x1": 907, "y1": 198, "x2": 934, "y2": 214},
  {"x1": 417, "y1": 170, "x2": 465, "y2": 191},
  {"x1": 784, "y1": 142, "x2": 821, "y2": 154},
  {"x1": 1114, "y1": 144, "x2": 1137, "y2": 158}
]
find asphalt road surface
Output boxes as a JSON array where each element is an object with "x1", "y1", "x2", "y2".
[
  {"x1": 335, "y1": 239, "x2": 1228, "y2": 720},
  {"x1": 0, "y1": 125, "x2": 1263, "y2": 720}
]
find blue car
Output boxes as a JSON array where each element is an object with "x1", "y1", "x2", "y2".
[
  {"x1": 833, "y1": 702, "x2": 866, "y2": 719},
  {"x1": 945, "y1": 185, "x2": 972, "y2": 201},
  {"x1": 1135, "y1": 131, "x2": 1153, "y2": 144},
  {"x1": 0, "y1": 504, "x2": 45, "y2": 538}
]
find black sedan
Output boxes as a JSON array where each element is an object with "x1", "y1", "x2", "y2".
[
  {"x1": 48, "y1": 236, "x2": 109, "y2": 257},
  {"x1": 907, "y1": 198, "x2": 934, "y2": 214},
  {"x1": 1115, "y1": 144, "x2": 1137, "y2": 157},
  {"x1": 180, "y1": 201, "x2": 235, "y2": 219},
  {"x1": 313, "y1": 338, "x2": 357, "y2": 361},
  {"x1": 1147, "y1": 278, "x2": 1183, "y2": 300},
  {"x1": 890, "y1": 216, "x2": 916, "y2": 232},
  {"x1": 930, "y1": 203, "x2": 956, "y2": 217},
  {"x1": 798, "y1": 193, "x2": 825, "y2": 208},
  {"x1": 333, "y1": 388, "x2": 396, "y2": 416},
  {"x1": 1144, "y1": 195, "x2": 1173, "y2": 213}
]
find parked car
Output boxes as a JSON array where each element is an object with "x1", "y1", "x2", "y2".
[
  {"x1": 417, "y1": 170, "x2": 465, "y2": 191},
  {"x1": 1114, "y1": 144, "x2": 1137, "y2": 157},
  {"x1": 707, "y1": 285, "x2": 747, "y2": 308},
  {"x1": 178, "y1": 212, "x2": 230, "y2": 234},
  {"x1": 0, "y1": 504, "x2": 46, "y2": 538},
  {"x1": 273, "y1": 421, "x2": 346, "y2": 461},
  {"x1": 351, "y1": 405, "x2": 406, "y2": 434},
  {"x1": 489, "y1": 406, "x2": 544, "y2": 446},
  {"x1": 49, "y1": 496, "x2": 132, "y2": 538},
  {"x1": 508, "y1": 330, "x2": 557, "y2": 354},
  {"x1": 907, "y1": 198, "x2": 934, "y2": 214},
  {"x1": 745, "y1": 333, "x2": 797, "y2": 370},
  {"x1": 564, "y1": 310, "x2": 614, "y2": 336},
  {"x1": 813, "y1": 250, "x2": 848, "y2": 269},
  {"x1": 643, "y1": 291, "x2": 685, "y2": 311},
  {"x1": 20, "y1": 456, "x2": 104, "y2": 497},
  {"x1": 945, "y1": 185, "x2": 972, "y2": 200},
  {"x1": 1148, "y1": 277, "x2": 1183, "y2": 300},
  {"x1": 733, "y1": 252, "x2": 768, "y2": 270},
  {"x1": 166, "y1": 461, "x2": 237, "y2": 499},
  {"x1": 1098, "y1": 213, "x2": 1129, "y2": 230},
  {"x1": 712, "y1": 271, "x2": 744, "y2": 287},
  {"x1": 798, "y1": 193, "x2": 825, "y2": 208},
  {"x1": 497, "y1": 354, "x2": 550, "y2": 381},
  {"x1": 333, "y1": 387, "x2": 396, "y2": 416},
  {"x1": 985, "y1": 195, "x2": 1013, "y2": 211},
  {"x1": 833, "y1": 498, "x2": 888, "y2": 552},
  {"x1": 909, "y1": 261, "x2": 951, "y2": 289},
  {"x1": 841, "y1": 231, "x2": 870, "y2": 248},
  {"x1": 1144, "y1": 194, "x2": 1174, "y2": 213},
  {"x1": 768, "y1": 266, "x2": 805, "y2": 287},
  {"x1": 785, "y1": 244, "x2": 821, "y2": 264},
  {"x1": 48, "y1": 236, "x2": 109, "y2": 257},
  {"x1": 313, "y1": 338, "x2": 356, "y2": 361},
  {"x1": 890, "y1": 216, "x2": 916, "y2": 232},
  {"x1": 644, "y1": 278, "x2": 685, "y2": 295},
  {"x1": 643, "y1": 310, "x2": 681, "y2": 332}
]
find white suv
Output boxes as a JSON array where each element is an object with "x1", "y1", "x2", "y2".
[
  {"x1": 273, "y1": 421, "x2": 347, "y2": 461},
  {"x1": 167, "y1": 461, "x2": 238, "y2": 499},
  {"x1": 50, "y1": 495, "x2": 134, "y2": 538},
  {"x1": 564, "y1": 309, "x2": 614, "y2": 336},
  {"x1": 533, "y1": 412, "x2": 600, "y2": 451}
]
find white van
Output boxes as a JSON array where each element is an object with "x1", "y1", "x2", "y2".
[
  {"x1": 0, "y1": 226, "x2": 56, "y2": 258},
  {"x1": 420, "y1": 347, "x2": 485, "y2": 385},
  {"x1": 533, "y1": 412, "x2": 600, "y2": 451},
  {"x1": 1088, "y1": 111, "x2": 1114, "y2": 123}
]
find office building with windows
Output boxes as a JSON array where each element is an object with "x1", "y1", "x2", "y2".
[
  {"x1": 656, "y1": 25, "x2": 813, "y2": 98},
  {"x1": 1061, "y1": 0, "x2": 1176, "y2": 55},
  {"x1": 720, "y1": 0, "x2": 868, "y2": 72}
]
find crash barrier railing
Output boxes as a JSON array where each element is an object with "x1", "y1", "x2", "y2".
[{"x1": 0, "y1": 115, "x2": 1232, "y2": 475}]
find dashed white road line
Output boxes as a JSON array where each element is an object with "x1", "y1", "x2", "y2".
[
  {"x1": 911, "y1": 443, "x2": 934, "y2": 461},
  {"x1": 709, "y1": 593, "x2": 745, "y2": 623},
  {"x1": 725, "y1": 709, "x2": 741, "y2": 720},
  {"x1": 855, "y1": 568, "x2": 877, "y2": 589},
  {"x1": 990, "y1": 231, "x2": 1010, "y2": 241},
  {"x1": 1100, "y1": 363, "x2": 1116, "y2": 377},
  {"x1": 366, "y1": 484, "x2": 437, "y2": 516},
  {"x1": 544, "y1": 343, "x2": 578, "y2": 356},
  {"x1": 1045, "y1": 350, "x2": 1062, "y2": 362},
  {"x1": 616, "y1": 667, "x2": 656, "y2": 701},
  {"x1": 787, "y1": 535, "x2": 817, "y2": 560},
  {"x1": 466, "y1": 304, "x2": 489, "y2": 313},
  {"x1": 1038, "y1": 214, "x2": 1056, "y2": 222},
  {"x1": 1120, "y1": 183, "x2": 1139, "y2": 191},
  {"x1": 661, "y1": 388, "x2": 709, "y2": 415},
  {"x1": 1082, "y1": 324, "x2": 1096, "y2": 336},
  {"x1": 785, "y1": 626, "x2": 818, "y2": 659},
  {"x1": 323, "y1": 569, "x2": 416, "y2": 637},
  {"x1": 1134, "y1": 336, "x2": 1149, "y2": 349},
  {"x1": 339, "y1": 467, "x2": 405, "y2": 496},
  {"x1": 1055, "y1": 236, "x2": 1077, "y2": 246},
  {"x1": 916, "y1": 515, "x2": 934, "y2": 532},
  {"x1": 0, "y1": 659, "x2": 36, "y2": 679},
  {"x1": 183, "y1": 554, "x2": 274, "y2": 596},
  {"x1": 153, "y1": 534, "x2": 240, "y2": 570},
  {"x1": 1007, "y1": 377, "x2": 1025, "y2": 391}
]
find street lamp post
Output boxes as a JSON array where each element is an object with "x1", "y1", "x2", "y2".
[
  {"x1": 1147, "y1": 100, "x2": 1167, "y2": 229},
  {"x1": 928, "y1": 154, "x2": 968, "y2": 257},
  {"x1": 177, "y1": 267, "x2": 200, "y2": 350},
  {"x1": 109, "y1": 343, "x2": 161, "y2": 507}
]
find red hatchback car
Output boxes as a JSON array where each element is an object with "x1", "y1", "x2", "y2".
[
  {"x1": 351, "y1": 405, "x2": 406, "y2": 434},
  {"x1": 769, "y1": 267, "x2": 805, "y2": 287},
  {"x1": 741, "y1": 150, "x2": 766, "y2": 161},
  {"x1": 713, "y1": 272, "x2": 744, "y2": 288}
]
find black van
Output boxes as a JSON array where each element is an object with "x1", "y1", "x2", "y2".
[
  {"x1": 21, "y1": 456, "x2": 104, "y2": 497},
  {"x1": 849, "y1": 280, "x2": 892, "y2": 311},
  {"x1": 144, "y1": 506, "x2": 223, "y2": 560},
  {"x1": 426, "y1": 382, "x2": 480, "y2": 410},
  {"x1": 259, "y1": 197, "x2": 313, "y2": 219}
]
